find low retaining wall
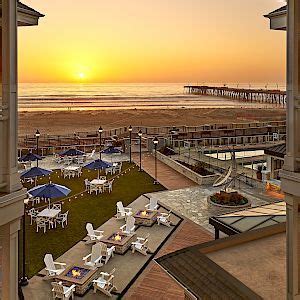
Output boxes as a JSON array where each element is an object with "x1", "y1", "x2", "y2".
[{"x1": 156, "y1": 152, "x2": 218, "y2": 185}]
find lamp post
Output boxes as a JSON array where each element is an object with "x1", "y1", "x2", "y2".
[
  {"x1": 128, "y1": 125, "x2": 133, "y2": 163},
  {"x1": 35, "y1": 130, "x2": 40, "y2": 167},
  {"x1": 98, "y1": 127, "x2": 103, "y2": 159},
  {"x1": 19, "y1": 198, "x2": 29, "y2": 287},
  {"x1": 153, "y1": 137, "x2": 159, "y2": 184},
  {"x1": 138, "y1": 130, "x2": 142, "y2": 171}
]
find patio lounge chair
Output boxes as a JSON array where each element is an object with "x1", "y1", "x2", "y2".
[
  {"x1": 145, "y1": 197, "x2": 159, "y2": 211},
  {"x1": 120, "y1": 216, "x2": 136, "y2": 236},
  {"x1": 116, "y1": 201, "x2": 132, "y2": 220},
  {"x1": 99, "y1": 242, "x2": 115, "y2": 265},
  {"x1": 83, "y1": 243, "x2": 103, "y2": 269},
  {"x1": 131, "y1": 233, "x2": 150, "y2": 256},
  {"x1": 85, "y1": 223, "x2": 104, "y2": 244},
  {"x1": 51, "y1": 281, "x2": 76, "y2": 299},
  {"x1": 92, "y1": 268, "x2": 117, "y2": 297},
  {"x1": 157, "y1": 211, "x2": 172, "y2": 227},
  {"x1": 44, "y1": 254, "x2": 66, "y2": 280}
]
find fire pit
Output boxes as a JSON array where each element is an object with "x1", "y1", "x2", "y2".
[
  {"x1": 102, "y1": 232, "x2": 136, "y2": 254},
  {"x1": 134, "y1": 209, "x2": 158, "y2": 226},
  {"x1": 56, "y1": 265, "x2": 99, "y2": 296}
]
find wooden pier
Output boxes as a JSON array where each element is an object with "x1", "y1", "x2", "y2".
[{"x1": 184, "y1": 85, "x2": 287, "y2": 107}]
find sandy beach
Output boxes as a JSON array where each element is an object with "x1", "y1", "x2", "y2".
[{"x1": 18, "y1": 107, "x2": 286, "y2": 136}]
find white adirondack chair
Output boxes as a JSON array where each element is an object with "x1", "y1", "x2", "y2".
[
  {"x1": 145, "y1": 197, "x2": 159, "y2": 211},
  {"x1": 99, "y1": 242, "x2": 115, "y2": 265},
  {"x1": 44, "y1": 254, "x2": 66, "y2": 280},
  {"x1": 120, "y1": 216, "x2": 136, "y2": 236},
  {"x1": 116, "y1": 201, "x2": 132, "y2": 220},
  {"x1": 131, "y1": 234, "x2": 150, "y2": 256},
  {"x1": 82, "y1": 243, "x2": 103, "y2": 269},
  {"x1": 85, "y1": 223, "x2": 104, "y2": 244},
  {"x1": 51, "y1": 281, "x2": 76, "y2": 300},
  {"x1": 157, "y1": 211, "x2": 172, "y2": 227},
  {"x1": 92, "y1": 269, "x2": 117, "y2": 297}
]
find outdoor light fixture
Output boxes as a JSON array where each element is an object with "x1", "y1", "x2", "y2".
[
  {"x1": 138, "y1": 130, "x2": 143, "y2": 171},
  {"x1": 35, "y1": 130, "x2": 40, "y2": 167},
  {"x1": 153, "y1": 137, "x2": 159, "y2": 184},
  {"x1": 98, "y1": 127, "x2": 103, "y2": 159},
  {"x1": 129, "y1": 125, "x2": 133, "y2": 163}
]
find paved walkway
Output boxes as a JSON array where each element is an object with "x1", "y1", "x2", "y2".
[{"x1": 133, "y1": 153, "x2": 197, "y2": 190}]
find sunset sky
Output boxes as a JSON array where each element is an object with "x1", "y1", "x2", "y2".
[{"x1": 19, "y1": 0, "x2": 286, "y2": 83}]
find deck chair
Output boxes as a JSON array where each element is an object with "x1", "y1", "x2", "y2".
[
  {"x1": 93, "y1": 268, "x2": 117, "y2": 297},
  {"x1": 83, "y1": 243, "x2": 103, "y2": 269},
  {"x1": 85, "y1": 223, "x2": 104, "y2": 244},
  {"x1": 51, "y1": 281, "x2": 76, "y2": 300},
  {"x1": 116, "y1": 201, "x2": 132, "y2": 220},
  {"x1": 145, "y1": 197, "x2": 159, "y2": 211},
  {"x1": 120, "y1": 216, "x2": 136, "y2": 236},
  {"x1": 157, "y1": 211, "x2": 172, "y2": 227},
  {"x1": 131, "y1": 233, "x2": 150, "y2": 256},
  {"x1": 99, "y1": 242, "x2": 115, "y2": 265},
  {"x1": 44, "y1": 254, "x2": 66, "y2": 280}
]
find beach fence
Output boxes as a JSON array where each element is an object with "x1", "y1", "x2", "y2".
[{"x1": 17, "y1": 121, "x2": 286, "y2": 156}]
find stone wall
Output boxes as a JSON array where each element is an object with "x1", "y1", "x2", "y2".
[{"x1": 156, "y1": 152, "x2": 218, "y2": 185}]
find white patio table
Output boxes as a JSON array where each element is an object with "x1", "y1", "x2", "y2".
[
  {"x1": 37, "y1": 208, "x2": 61, "y2": 219},
  {"x1": 90, "y1": 179, "x2": 107, "y2": 186}
]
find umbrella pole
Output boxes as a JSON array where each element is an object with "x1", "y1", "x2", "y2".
[{"x1": 98, "y1": 169, "x2": 100, "y2": 179}]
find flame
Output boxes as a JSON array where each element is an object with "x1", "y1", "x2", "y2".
[
  {"x1": 141, "y1": 210, "x2": 148, "y2": 217},
  {"x1": 114, "y1": 234, "x2": 122, "y2": 241},
  {"x1": 72, "y1": 269, "x2": 81, "y2": 278}
]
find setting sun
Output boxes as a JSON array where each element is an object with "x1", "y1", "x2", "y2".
[{"x1": 79, "y1": 72, "x2": 85, "y2": 80}]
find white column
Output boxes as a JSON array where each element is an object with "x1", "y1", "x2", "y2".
[
  {"x1": 0, "y1": 219, "x2": 21, "y2": 300},
  {"x1": 281, "y1": 1, "x2": 300, "y2": 299},
  {"x1": 0, "y1": 0, "x2": 21, "y2": 193}
]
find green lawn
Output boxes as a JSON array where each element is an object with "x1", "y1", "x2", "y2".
[{"x1": 20, "y1": 162, "x2": 165, "y2": 278}]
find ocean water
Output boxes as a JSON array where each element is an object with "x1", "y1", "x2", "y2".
[{"x1": 18, "y1": 83, "x2": 286, "y2": 112}]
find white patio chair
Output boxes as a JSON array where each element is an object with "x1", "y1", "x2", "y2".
[
  {"x1": 63, "y1": 156, "x2": 72, "y2": 166},
  {"x1": 103, "y1": 181, "x2": 110, "y2": 193},
  {"x1": 24, "y1": 177, "x2": 34, "y2": 185},
  {"x1": 56, "y1": 211, "x2": 69, "y2": 228},
  {"x1": 92, "y1": 268, "x2": 117, "y2": 297},
  {"x1": 76, "y1": 156, "x2": 84, "y2": 165},
  {"x1": 113, "y1": 164, "x2": 122, "y2": 174},
  {"x1": 108, "y1": 180, "x2": 114, "y2": 193},
  {"x1": 52, "y1": 203, "x2": 62, "y2": 211},
  {"x1": 131, "y1": 233, "x2": 150, "y2": 256},
  {"x1": 54, "y1": 154, "x2": 64, "y2": 164},
  {"x1": 85, "y1": 223, "x2": 104, "y2": 244},
  {"x1": 44, "y1": 253, "x2": 66, "y2": 280},
  {"x1": 84, "y1": 179, "x2": 91, "y2": 192},
  {"x1": 105, "y1": 167, "x2": 114, "y2": 175},
  {"x1": 157, "y1": 211, "x2": 172, "y2": 227},
  {"x1": 36, "y1": 217, "x2": 48, "y2": 233},
  {"x1": 82, "y1": 243, "x2": 103, "y2": 269},
  {"x1": 99, "y1": 242, "x2": 115, "y2": 265},
  {"x1": 89, "y1": 184, "x2": 99, "y2": 195},
  {"x1": 28, "y1": 208, "x2": 38, "y2": 225},
  {"x1": 51, "y1": 281, "x2": 76, "y2": 299},
  {"x1": 120, "y1": 216, "x2": 136, "y2": 236},
  {"x1": 145, "y1": 197, "x2": 159, "y2": 211},
  {"x1": 100, "y1": 176, "x2": 107, "y2": 180},
  {"x1": 116, "y1": 201, "x2": 132, "y2": 220}
]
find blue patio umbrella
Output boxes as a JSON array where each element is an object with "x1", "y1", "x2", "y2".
[
  {"x1": 84, "y1": 159, "x2": 112, "y2": 178},
  {"x1": 28, "y1": 183, "x2": 71, "y2": 200},
  {"x1": 18, "y1": 152, "x2": 42, "y2": 162},
  {"x1": 20, "y1": 167, "x2": 52, "y2": 179},
  {"x1": 59, "y1": 148, "x2": 85, "y2": 157},
  {"x1": 101, "y1": 146, "x2": 122, "y2": 155}
]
